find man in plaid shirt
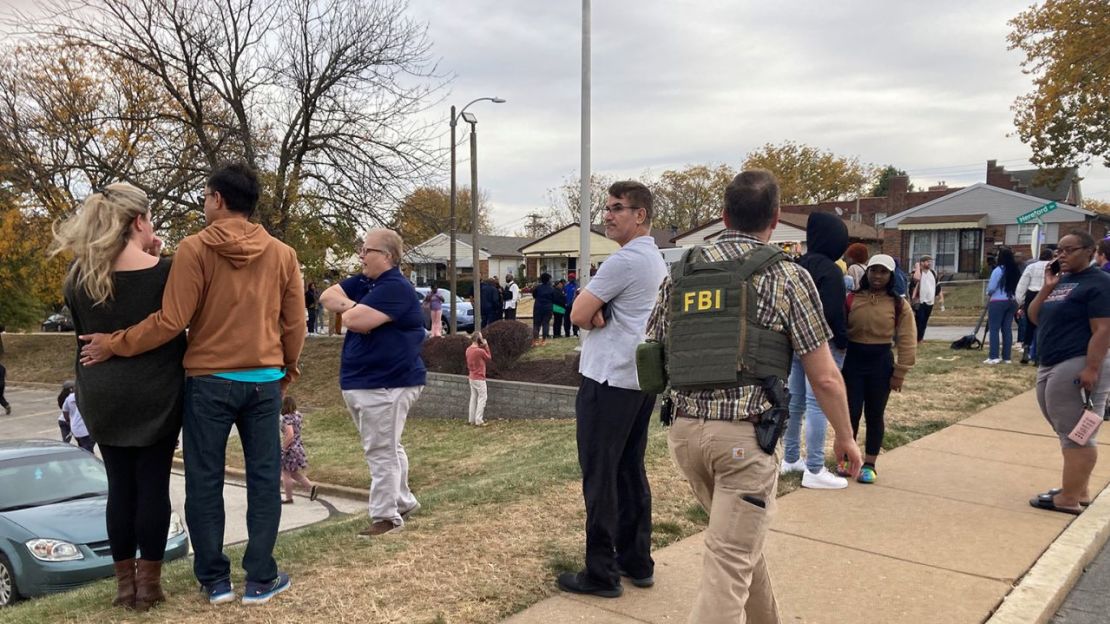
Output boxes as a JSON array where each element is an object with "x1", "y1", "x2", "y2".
[{"x1": 646, "y1": 170, "x2": 862, "y2": 624}]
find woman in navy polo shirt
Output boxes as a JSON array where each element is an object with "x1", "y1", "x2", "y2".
[{"x1": 1028, "y1": 230, "x2": 1110, "y2": 515}]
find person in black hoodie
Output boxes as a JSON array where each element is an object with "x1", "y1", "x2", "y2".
[
  {"x1": 780, "y1": 212, "x2": 851, "y2": 489},
  {"x1": 531, "y1": 273, "x2": 555, "y2": 345}
]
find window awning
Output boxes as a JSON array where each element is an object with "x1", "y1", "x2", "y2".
[{"x1": 897, "y1": 214, "x2": 988, "y2": 231}]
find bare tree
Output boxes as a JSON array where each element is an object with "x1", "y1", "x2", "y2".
[{"x1": 3, "y1": 0, "x2": 444, "y2": 249}]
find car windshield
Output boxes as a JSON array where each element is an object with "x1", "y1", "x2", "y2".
[{"x1": 0, "y1": 452, "x2": 108, "y2": 511}]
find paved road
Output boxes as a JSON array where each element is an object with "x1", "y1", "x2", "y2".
[
  {"x1": 1052, "y1": 539, "x2": 1110, "y2": 623},
  {"x1": 0, "y1": 384, "x2": 364, "y2": 547}
]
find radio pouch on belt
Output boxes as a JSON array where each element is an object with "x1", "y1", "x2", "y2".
[{"x1": 635, "y1": 340, "x2": 667, "y2": 395}]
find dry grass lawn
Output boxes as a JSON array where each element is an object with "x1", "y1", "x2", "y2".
[{"x1": 4, "y1": 336, "x2": 1036, "y2": 624}]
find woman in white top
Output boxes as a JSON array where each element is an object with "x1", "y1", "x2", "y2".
[{"x1": 1016, "y1": 248, "x2": 1054, "y2": 365}]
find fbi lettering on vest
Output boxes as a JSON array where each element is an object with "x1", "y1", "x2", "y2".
[{"x1": 682, "y1": 289, "x2": 723, "y2": 312}]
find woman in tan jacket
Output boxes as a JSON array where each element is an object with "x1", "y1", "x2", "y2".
[{"x1": 839, "y1": 254, "x2": 917, "y2": 484}]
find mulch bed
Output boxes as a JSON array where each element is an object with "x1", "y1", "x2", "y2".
[{"x1": 491, "y1": 359, "x2": 581, "y2": 387}]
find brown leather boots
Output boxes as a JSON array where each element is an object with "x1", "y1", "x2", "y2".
[
  {"x1": 112, "y1": 558, "x2": 165, "y2": 611},
  {"x1": 112, "y1": 559, "x2": 136, "y2": 608},
  {"x1": 134, "y1": 559, "x2": 166, "y2": 611}
]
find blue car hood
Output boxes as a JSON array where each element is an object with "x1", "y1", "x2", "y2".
[{"x1": 1, "y1": 497, "x2": 109, "y2": 545}]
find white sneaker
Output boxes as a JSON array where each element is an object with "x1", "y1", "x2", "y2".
[
  {"x1": 983, "y1": 358, "x2": 1001, "y2": 365},
  {"x1": 802, "y1": 467, "x2": 849, "y2": 489},
  {"x1": 1002, "y1": 360, "x2": 1013, "y2": 364},
  {"x1": 780, "y1": 458, "x2": 806, "y2": 475}
]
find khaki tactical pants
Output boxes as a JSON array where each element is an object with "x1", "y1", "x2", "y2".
[{"x1": 668, "y1": 417, "x2": 781, "y2": 624}]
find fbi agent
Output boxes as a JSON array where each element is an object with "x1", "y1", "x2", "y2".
[{"x1": 644, "y1": 170, "x2": 862, "y2": 624}]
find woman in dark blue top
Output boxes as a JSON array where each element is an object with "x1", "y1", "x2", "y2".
[
  {"x1": 531, "y1": 272, "x2": 556, "y2": 345},
  {"x1": 1027, "y1": 230, "x2": 1110, "y2": 516}
]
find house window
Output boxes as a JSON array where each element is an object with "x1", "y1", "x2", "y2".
[
  {"x1": 959, "y1": 230, "x2": 981, "y2": 275},
  {"x1": 909, "y1": 232, "x2": 933, "y2": 264},
  {"x1": 935, "y1": 231, "x2": 957, "y2": 273},
  {"x1": 1016, "y1": 223, "x2": 1036, "y2": 245}
]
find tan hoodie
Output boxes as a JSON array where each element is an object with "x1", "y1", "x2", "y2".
[
  {"x1": 106, "y1": 218, "x2": 307, "y2": 387},
  {"x1": 846, "y1": 291, "x2": 918, "y2": 380}
]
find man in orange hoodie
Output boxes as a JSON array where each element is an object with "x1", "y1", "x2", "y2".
[{"x1": 79, "y1": 163, "x2": 306, "y2": 606}]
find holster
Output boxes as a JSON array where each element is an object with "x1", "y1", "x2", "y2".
[{"x1": 754, "y1": 376, "x2": 790, "y2": 455}]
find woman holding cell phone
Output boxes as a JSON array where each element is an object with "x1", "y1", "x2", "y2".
[{"x1": 1027, "y1": 230, "x2": 1110, "y2": 515}]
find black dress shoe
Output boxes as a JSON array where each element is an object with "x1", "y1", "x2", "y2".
[
  {"x1": 617, "y1": 567, "x2": 655, "y2": 588},
  {"x1": 556, "y1": 571, "x2": 623, "y2": 598}
]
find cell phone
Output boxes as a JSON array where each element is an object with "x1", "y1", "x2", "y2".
[{"x1": 1048, "y1": 259, "x2": 1061, "y2": 275}]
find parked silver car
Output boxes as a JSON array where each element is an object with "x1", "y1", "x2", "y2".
[{"x1": 414, "y1": 287, "x2": 474, "y2": 334}]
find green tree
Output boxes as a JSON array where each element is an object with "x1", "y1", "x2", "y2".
[
  {"x1": 650, "y1": 164, "x2": 735, "y2": 230},
  {"x1": 1009, "y1": 0, "x2": 1110, "y2": 169},
  {"x1": 391, "y1": 186, "x2": 494, "y2": 245},
  {"x1": 869, "y1": 165, "x2": 915, "y2": 197},
  {"x1": 742, "y1": 141, "x2": 875, "y2": 205}
]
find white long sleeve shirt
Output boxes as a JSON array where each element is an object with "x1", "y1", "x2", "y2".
[{"x1": 1016, "y1": 260, "x2": 1048, "y2": 302}]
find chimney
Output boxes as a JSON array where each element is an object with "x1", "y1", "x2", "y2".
[
  {"x1": 986, "y1": 159, "x2": 1018, "y2": 191},
  {"x1": 888, "y1": 175, "x2": 909, "y2": 215}
]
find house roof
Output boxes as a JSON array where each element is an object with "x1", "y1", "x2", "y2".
[
  {"x1": 776, "y1": 213, "x2": 882, "y2": 241},
  {"x1": 877, "y1": 182, "x2": 1094, "y2": 228},
  {"x1": 673, "y1": 214, "x2": 880, "y2": 244},
  {"x1": 899, "y1": 214, "x2": 988, "y2": 225},
  {"x1": 518, "y1": 223, "x2": 675, "y2": 253},
  {"x1": 1007, "y1": 167, "x2": 1078, "y2": 203},
  {"x1": 454, "y1": 233, "x2": 531, "y2": 258}
]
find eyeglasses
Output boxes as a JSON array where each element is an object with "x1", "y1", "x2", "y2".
[
  {"x1": 1057, "y1": 245, "x2": 1091, "y2": 256},
  {"x1": 358, "y1": 246, "x2": 388, "y2": 257},
  {"x1": 603, "y1": 203, "x2": 643, "y2": 214},
  {"x1": 196, "y1": 190, "x2": 216, "y2": 204}
]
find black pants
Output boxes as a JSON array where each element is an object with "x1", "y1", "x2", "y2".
[
  {"x1": 564, "y1": 304, "x2": 579, "y2": 336},
  {"x1": 307, "y1": 308, "x2": 317, "y2": 334},
  {"x1": 553, "y1": 312, "x2": 564, "y2": 337},
  {"x1": 576, "y1": 377, "x2": 656, "y2": 587},
  {"x1": 1022, "y1": 290, "x2": 1039, "y2": 355},
  {"x1": 504, "y1": 307, "x2": 517, "y2": 320},
  {"x1": 843, "y1": 342, "x2": 894, "y2": 457},
  {"x1": 533, "y1": 309, "x2": 552, "y2": 339},
  {"x1": 0, "y1": 362, "x2": 8, "y2": 410},
  {"x1": 99, "y1": 434, "x2": 177, "y2": 562},
  {"x1": 914, "y1": 303, "x2": 933, "y2": 342}
]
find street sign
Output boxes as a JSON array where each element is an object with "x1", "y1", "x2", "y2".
[{"x1": 1017, "y1": 201, "x2": 1057, "y2": 224}]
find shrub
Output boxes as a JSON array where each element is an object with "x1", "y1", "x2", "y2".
[
  {"x1": 421, "y1": 334, "x2": 470, "y2": 375},
  {"x1": 483, "y1": 319, "x2": 532, "y2": 375}
]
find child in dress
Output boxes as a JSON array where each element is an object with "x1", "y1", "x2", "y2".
[{"x1": 281, "y1": 396, "x2": 317, "y2": 503}]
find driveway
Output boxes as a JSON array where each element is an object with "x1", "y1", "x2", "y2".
[{"x1": 0, "y1": 384, "x2": 364, "y2": 547}]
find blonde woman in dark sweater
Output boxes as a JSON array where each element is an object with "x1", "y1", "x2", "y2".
[{"x1": 839, "y1": 254, "x2": 917, "y2": 484}]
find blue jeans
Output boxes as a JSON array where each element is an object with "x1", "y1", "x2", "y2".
[
  {"x1": 783, "y1": 349, "x2": 845, "y2": 473},
  {"x1": 183, "y1": 376, "x2": 282, "y2": 585},
  {"x1": 987, "y1": 299, "x2": 1017, "y2": 361}
]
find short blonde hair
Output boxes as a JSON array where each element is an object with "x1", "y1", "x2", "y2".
[
  {"x1": 366, "y1": 228, "x2": 403, "y2": 266},
  {"x1": 51, "y1": 183, "x2": 151, "y2": 306}
]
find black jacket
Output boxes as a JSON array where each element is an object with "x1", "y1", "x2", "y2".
[
  {"x1": 799, "y1": 212, "x2": 849, "y2": 350},
  {"x1": 480, "y1": 281, "x2": 502, "y2": 316},
  {"x1": 532, "y1": 283, "x2": 556, "y2": 314}
]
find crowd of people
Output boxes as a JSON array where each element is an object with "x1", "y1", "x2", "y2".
[{"x1": 6, "y1": 158, "x2": 1102, "y2": 624}]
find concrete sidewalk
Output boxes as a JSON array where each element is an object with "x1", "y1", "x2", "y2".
[{"x1": 505, "y1": 389, "x2": 1109, "y2": 624}]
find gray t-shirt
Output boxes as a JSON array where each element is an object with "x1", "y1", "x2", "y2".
[{"x1": 579, "y1": 235, "x2": 667, "y2": 390}]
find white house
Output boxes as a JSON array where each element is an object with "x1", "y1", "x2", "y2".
[{"x1": 402, "y1": 233, "x2": 530, "y2": 286}]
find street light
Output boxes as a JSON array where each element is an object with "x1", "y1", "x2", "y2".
[{"x1": 449, "y1": 97, "x2": 505, "y2": 333}]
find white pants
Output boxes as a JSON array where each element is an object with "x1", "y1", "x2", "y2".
[
  {"x1": 468, "y1": 380, "x2": 488, "y2": 425},
  {"x1": 342, "y1": 386, "x2": 422, "y2": 525}
]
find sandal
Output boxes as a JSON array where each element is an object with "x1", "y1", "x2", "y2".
[
  {"x1": 1041, "y1": 488, "x2": 1091, "y2": 507},
  {"x1": 282, "y1": 498, "x2": 294, "y2": 505},
  {"x1": 1029, "y1": 494, "x2": 1083, "y2": 515}
]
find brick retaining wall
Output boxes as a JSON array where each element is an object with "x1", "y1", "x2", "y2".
[{"x1": 410, "y1": 372, "x2": 577, "y2": 420}]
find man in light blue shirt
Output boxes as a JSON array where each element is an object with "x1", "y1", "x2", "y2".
[{"x1": 558, "y1": 181, "x2": 667, "y2": 598}]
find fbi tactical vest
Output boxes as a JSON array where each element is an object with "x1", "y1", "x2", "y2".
[{"x1": 666, "y1": 244, "x2": 793, "y2": 391}]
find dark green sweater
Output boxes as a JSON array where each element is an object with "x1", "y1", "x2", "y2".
[{"x1": 65, "y1": 258, "x2": 186, "y2": 447}]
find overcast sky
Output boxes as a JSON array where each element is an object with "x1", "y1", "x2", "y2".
[{"x1": 3, "y1": 0, "x2": 1107, "y2": 234}]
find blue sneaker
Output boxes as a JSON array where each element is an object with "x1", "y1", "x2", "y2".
[
  {"x1": 858, "y1": 466, "x2": 877, "y2": 484},
  {"x1": 241, "y1": 572, "x2": 290, "y2": 605},
  {"x1": 201, "y1": 578, "x2": 235, "y2": 605}
]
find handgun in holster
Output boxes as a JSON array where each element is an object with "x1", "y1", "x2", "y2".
[
  {"x1": 659, "y1": 395, "x2": 674, "y2": 427},
  {"x1": 754, "y1": 376, "x2": 790, "y2": 455}
]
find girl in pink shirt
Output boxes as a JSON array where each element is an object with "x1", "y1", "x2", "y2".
[{"x1": 465, "y1": 333, "x2": 492, "y2": 426}]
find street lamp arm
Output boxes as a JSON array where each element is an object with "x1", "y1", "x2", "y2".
[{"x1": 451, "y1": 97, "x2": 506, "y2": 126}]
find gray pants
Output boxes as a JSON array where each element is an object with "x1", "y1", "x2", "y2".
[
  {"x1": 1037, "y1": 355, "x2": 1110, "y2": 448},
  {"x1": 342, "y1": 386, "x2": 423, "y2": 524}
]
